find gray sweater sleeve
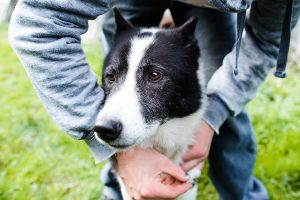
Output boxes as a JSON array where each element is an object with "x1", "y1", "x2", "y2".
[
  {"x1": 9, "y1": 0, "x2": 115, "y2": 162},
  {"x1": 203, "y1": 0, "x2": 300, "y2": 133}
]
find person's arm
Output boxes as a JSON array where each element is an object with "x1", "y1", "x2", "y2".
[
  {"x1": 9, "y1": 0, "x2": 115, "y2": 162},
  {"x1": 178, "y1": 0, "x2": 252, "y2": 11},
  {"x1": 182, "y1": 0, "x2": 300, "y2": 171},
  {"x1": 203, "y1": 0, "x2": 300, "y2": 133}
]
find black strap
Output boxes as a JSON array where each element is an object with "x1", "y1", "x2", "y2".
[
  {"x1": 234, "y1": 11, "x2": 246, "y2": 76},
  {"x1": 274, "y1": 0, "x2": 295, "y2": 78}
]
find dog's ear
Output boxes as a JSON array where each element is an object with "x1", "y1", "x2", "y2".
[
  {"x1": 113, "y1": 7, "x2": 134, "y2": 34},
  {"x1": 177, "y1": 17, "x2": 198, "y2": 39}
]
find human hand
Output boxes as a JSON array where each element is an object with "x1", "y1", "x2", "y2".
[
  {"x1": 116, "y1": 147, "x2": 192, "y2": 200},
  {"x1": 181, "y1": 121, "x2": 215, "y2": 173},
  {"x1": 159, "y1": 13, "x2": 175, "y2": 29}
]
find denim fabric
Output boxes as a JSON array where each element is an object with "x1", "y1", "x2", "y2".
[
  {"x1": 209, "y1": 110, "x2": 268, "y2": 200},
  {"x1": 99, "y1": 1, "x2": 269, "y2": 199},
  {"x1": 100, "y1": 163, "x2": 122, "y2": 200}
]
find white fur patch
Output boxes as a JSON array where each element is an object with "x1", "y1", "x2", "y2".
[
  {"x1": 140, "y1": 109, "x2": 203, "y2": 163},
  {"x1": 140, "y1": 27, "x2": 159, "y2": 34}
]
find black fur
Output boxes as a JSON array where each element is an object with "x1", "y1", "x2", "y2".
[{"x1": 137, "y1": 28, "x2": 201, "y2": 123}]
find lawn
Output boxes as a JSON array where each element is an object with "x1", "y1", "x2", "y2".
[{"x1": 0, "y1": 23, "x2": 300, "y2": 200}]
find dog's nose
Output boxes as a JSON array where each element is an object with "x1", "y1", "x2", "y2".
[{"x1": 93, "y1": 120, "x2": 122, "y2": 142}]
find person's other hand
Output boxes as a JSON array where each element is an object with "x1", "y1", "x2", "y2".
[
  {"x1": 181, "y1": 121, "x2": 214, "y2": 173},
  {"x1": 159, "y1": 13, "x2": 175, "y2": 29},
  {"x1": 116, "y1": 147, "x2": 192, "y2": 200}
]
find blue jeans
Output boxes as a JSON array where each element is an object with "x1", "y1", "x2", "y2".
[{"x1": 100, "y1": 1, "x2": 269, "y2": 199}]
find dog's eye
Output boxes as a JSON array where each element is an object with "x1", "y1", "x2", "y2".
[
  {"x1": 148, "y1": 71, "x2": 162, "y2": 82},
  {"x1": 106, "y1": 73, "x2": 116, "y2": 83}
]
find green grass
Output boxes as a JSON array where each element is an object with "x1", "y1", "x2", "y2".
[{"x1": 1, "y1": 23, "x2": 300, "y2": 200}]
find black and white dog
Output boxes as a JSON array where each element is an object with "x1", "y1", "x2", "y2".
[{"x1": 94, "y1": 8, "x2": 206, "y2": 200}]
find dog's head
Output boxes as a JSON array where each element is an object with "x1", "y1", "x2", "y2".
[{"x1": 94, "y1": 8, "x2": 203, "y2": 150}]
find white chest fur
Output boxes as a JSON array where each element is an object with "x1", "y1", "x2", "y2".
[{"x1": 139, "y1": 109, "x2": 203, "y2": 164}]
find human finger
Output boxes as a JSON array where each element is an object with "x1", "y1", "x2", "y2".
[
  {"x1": 160, "y1": 159, "x2": 188, "y2": 182},
  {"x1": 145, "y1": 181, "x2": 192, "y2": 199},
  {"x1": 181, "y1": 159, "x2": 202, "y2": 173}
]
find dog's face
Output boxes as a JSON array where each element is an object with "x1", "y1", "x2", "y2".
[{"x1": 94, "y1": 9, "x2": 203, "y2": 150}]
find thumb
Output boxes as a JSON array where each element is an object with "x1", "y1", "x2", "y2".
[{"x1": 160, "y1": 159, "x2": 188, "y2": 182}]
